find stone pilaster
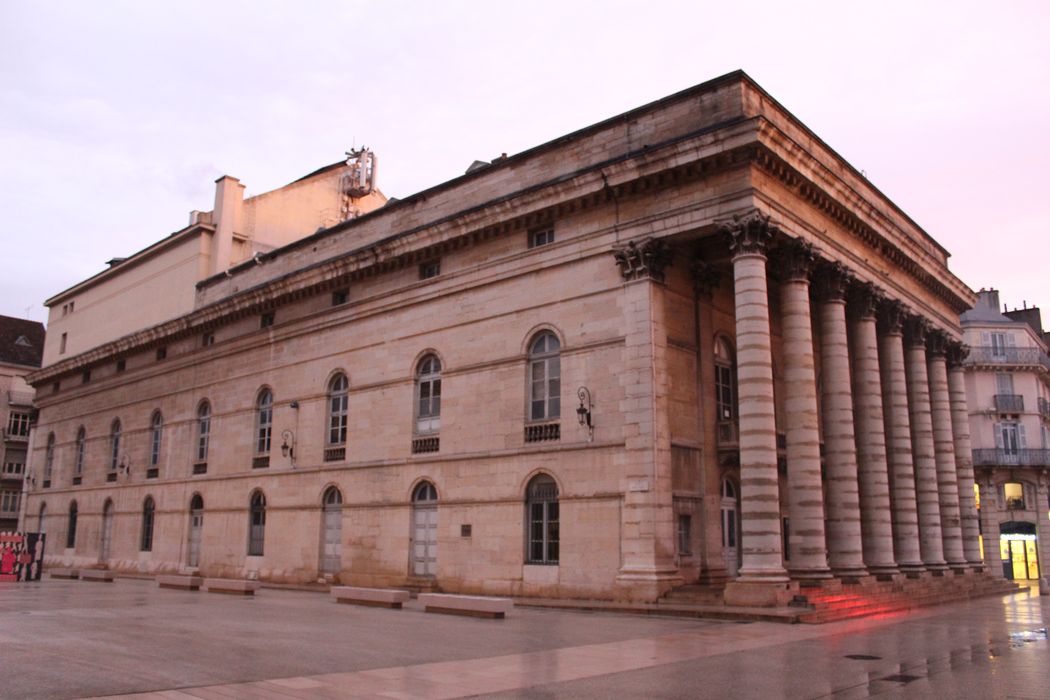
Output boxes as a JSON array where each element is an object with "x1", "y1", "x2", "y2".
[
  {"x1": 612, "y1": 238, "x2": 682, "y2": 599},
  {"x1": 926, "y1": 331, "x2": 966, "y2": 570},
  {"x1": 721, "y1": 213, "x2": 791, "y2": 603},
  {"x1": 877, "y1": 300, "x2": 924, "y2": 574},
  {"x1": 847, "y1": 283, "x2": 897, "y2": 577},
  {"x1": 903, "y1": 315, "x2": 948, "y2": 572},
  {"x1": 813, "y1": 262, "x2": 866, "y2": 579},
  {"x1": 978, "y1": 475, "x2": 1004, "y2": 579},
  {"x1": 947, "y1": 343, "x2": 983, "y2": 570},
  {"x1": 774, "y1": 239, "x2": 831, "y2": 580}
]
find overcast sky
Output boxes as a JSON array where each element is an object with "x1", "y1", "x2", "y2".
[{"x1": 2, "y1": 1, "x2": 1048, "y2": 325}]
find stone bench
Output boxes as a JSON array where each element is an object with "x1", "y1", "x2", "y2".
[
  {"x1": 158, "y1": 575, "x2": 203, "y2": 591},
  {"x1": 331, "y1": 586, "x2": 410, "y2": 609},
  {"x1": 80, "y1": 569, "x2": 114, "y2": 582},
  {"x1": 203, "y1": 578, "x2": 259, "y2": 595},
  {"x1": 49, "y1": 568, "x2": 79, "y2": 580},
  {"x1": 418, "y1": 593, "x2": 512, "y2": 619}
]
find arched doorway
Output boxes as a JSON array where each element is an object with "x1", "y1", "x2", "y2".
[
  {"x1": 411, "y1": 482, "x2": 438, "y2": 577},
  {"x1": 1000, "y1": 521, "x2": 1040, "y2": 580},
  {"x1": 100, "y1": 500, "x2": 114, "y2": 564},
  {"x1": 187, "y1": 495, "x2": 204, "y2": 568},
  {"x1": 720, "y1": 478, "x2": 739, "y2": 577},
  {"x1": 320, "y1": 487, "x2": 343, "y2": 575}
]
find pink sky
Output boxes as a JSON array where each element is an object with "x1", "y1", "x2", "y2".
[{"x1": 1, "y1": 1, "x2": 1047, "y2": 323}]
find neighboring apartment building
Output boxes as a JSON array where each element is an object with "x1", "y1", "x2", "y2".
[
  {"x1": 23, "y1": 72, "x2": 992, "y2": 607},
  {"x1": 961, "y1": 289, "x2": 1050, "y2": 581},
  {"x1": 0, "y1": 316, "x2": 45, "y2": 531},
  {"x1": 42, "y1": 151, "x2": 385, "y2": 366}
]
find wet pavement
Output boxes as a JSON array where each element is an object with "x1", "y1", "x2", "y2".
[{"x1": 1, "y1": 577, "x2": 1046, "y2": 699}]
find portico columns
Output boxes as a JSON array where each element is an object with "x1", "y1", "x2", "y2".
[
  {"x1": 877, "y1": 300, "x2": 924, "y2": 574},
  {"x1": 814, "y1": 263, "x2": 866, "y2": 579},
  {"x1": 847, "y1": 283, "x2": 897, "y2": 577},
  {"x1": 722, "y1": 214, "x2": 788, "y2": 585},
  {"x1": 776, "y1": 240, "x2": 831, "y2": 580},
  {"x1": 946, "y1": 343, "x2": 984, "y2": 570},
  {"x1": 926, "y1": 331, "x2": 966, "y2": 570},
  {"x1": 904, "y1": 316, "x2": 948, "y2": 571}
]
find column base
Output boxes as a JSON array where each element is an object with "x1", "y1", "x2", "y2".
[
  {"x1": 865, "y1": 564, "x2": 901, "y2": 582},
  {"x1": 899, "y1": 562, "x2": 926, "y2": 579},
  {"x1": 787, "y1": 566, "x2": 834, "y2": 583},
  {"x1": 724, "y1": 579, "x2": 799, "y2": 608},
  {"x1": 615, "y1": 566, "x2": 683, "y2": 602},
  {"x1": 831, "y1": 566, "x2": 871, "y2": 584}
]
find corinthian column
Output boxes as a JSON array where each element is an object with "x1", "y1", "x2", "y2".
[
  {"x1": 722, "y1": 213, "x2": 788, "y2": 584},
  {"x1": 878, "y1": 300, "x2": 924, "y2": 575},
  {"x1": 774, "y1": 240, "x2": 830, "y2": 580},
  {"x1": 947, "y1": 343, "x2": 983, "y2": 570},
  {"x1": 904, "y1": 316, "x2": 948, "y2": 571},
  {"x1": 814, "y1": 262, "x2": 866, "y2": 579},
  {"x1": 927, "y1": 331, "x2": 966, "y2": 570},
  {"x1": 848, "y1": 283, "x2": 898, "y2": 577}
]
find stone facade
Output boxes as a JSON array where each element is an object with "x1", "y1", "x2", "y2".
[
  {"x1": 0, "y1": 315, "x2": 45, "y2": 531},
  {"x1": 23, "y1": 72, "x2": 988, "y2": 603}
]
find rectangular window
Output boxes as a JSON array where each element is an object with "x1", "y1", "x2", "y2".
[
  {"x1": 2, "y1": 462, "x2": 24, "y2": 476},
  {"x1": 332, "y1": 288, "x2": 349, "y2": 306},
  {"x1": 991, "y1": 332, "x2": 1007, "y2": 357},
  {"x1": 60, "y1": 332, "x2": 67, "y2": 354},
  {"x1": 156, "y1": 347, "x2": 167, "y2": 361},
  {"x1": 52, "y1": 381, "x2": 60, "y2": 394},
  {"x1": 260, "y1": 312, "x2": 275, "y2": 328},
  {"x1": 677, "y1": 514, "x2": 692, "y2": 555},
  {"x1": 81, "y1": 369, "x2": 91, "y2": 384},
  {"x1": 202, "y1": 333, "x2": 215, "y2": 347},
  {"x1": 996, "y1": 372, "x2": 1014, "y2": 394},
  {"x1": 116, "y1": 358, "x2": 126, "y2": 373},
  {"x1": 7, "y1": 412, "x2": 31, "y2": 437},
  {"x1": 419, "y1": 261, "x2": 440, "y2": 280},
  {"x1": 1004, "y1": 482, "x2": 1025, "y2": 510},
  {"x1": 715, "y1": 365, "x2": 734, "y2": 420},
  {"x1": 0, "y1": 490, "x2": 20, "y2": 515},
  {"x1": 529, "y1": 227, "x2": 555, "y2": 248}
]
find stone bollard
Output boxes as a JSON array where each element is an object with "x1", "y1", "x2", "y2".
[{"x1": 1039, "y1": 577, "x2": 1049, "y2": 596}]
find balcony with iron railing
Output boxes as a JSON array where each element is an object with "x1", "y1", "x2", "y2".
[
  {"x1": 994, "y1": 394, "x2": 1025, "y2": 413},
  {"x1": 972, "y1": 448, "x2": 1050, "y2": 467},
  {"x1": 964, "y1": 346, "x2": 1050, "y2": 370},
  {"x1": 1039, "y1": 397, "x2": 1050, "y2": 420}
]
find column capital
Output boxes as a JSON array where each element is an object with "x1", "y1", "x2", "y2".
[
  {"x1": 612, "y1": 237, "x2": 672, "y2": 283},
  {"x1": 877, "y1": 298, "x2": 906, "y2": 334},
  {"x1": 771, "y1": 238, "x2": 817, "y2": 282},
  {"x1": 720, "y1": 210, "x2": 778, "y2": 258},
  {"x1": 690, "y1": 257, "x2": 720, "y2": 299},
  {"x1": 926, "y1": 329, "x2": 950, "y2": 357},
  {"x1": 904, "y1": 315, "x2": 931, "y2": 348},
  {"x1": 847, "y1": 280, "x2": 882, "y2": 320},
  {"x1": 946, "y1": 342, "x2": 970, "y2": 368},
  {"x1": 813, "y1": 261, "x2": 852, "y2": 302}
]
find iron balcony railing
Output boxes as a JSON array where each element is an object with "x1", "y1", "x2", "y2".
[
  {"x1": 972, "y1": 448, "x2": 1050, "y2": 467},
  {"x1": 964, "y1": 346, "x2": 1050, "y2": 370},
  {"x1": 1039, "y1": 397, "x2": 1050, "y2": 420},
  {"x1": 994, "y1": 394, "x2": 1025, "y2": 412}
]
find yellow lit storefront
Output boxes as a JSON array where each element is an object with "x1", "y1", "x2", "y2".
[{"x1": 999, "y1": 521, "x2": 1040, "y2": 580}]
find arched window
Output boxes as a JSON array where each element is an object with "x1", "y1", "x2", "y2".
[
  {"x1": 66, "y1": 501, "x2": 78, "y2": 549},
  {"x1": 255, "y1": 390, "x2": 273, "y2": 455},
  {"x1": 528, "y1": 332, "x2": 561, "y2": 421},
  {"x1": 44, "y1": 432, "x2": 55, "y2": 484},
  {"x1": 38, "y1": 502, "x2": 47, "y2": 534},
  {"x1": 411, "y1": 481, "x2": 438, "y2": 577},
  {"x1": 248, "y1": 491, "x2": 266, "y2": 556},
  {"x1": 195, "y1": 401, "x2": 211, "y2": 465},
  {"x1": 714, "y1": 336, "x2": 736, "y2": 422},
  {"x1": 188, "y1": 494, "x2": 204, "y2": 567},
  {"x1": 141, "y1": 497, "x2": 156, "y2": 552},
  {"x1": 416, "y1": 355, "x2": 442, "y2": 433},
  {"x1": 74, "y1": 427, "x2": 86, "y2": 480},
  {"x1": 109, "y1": 419, "x2": 122, "y2": 476},
  {"x1": 320, "y1": 486, "x2": 343, "y2": 574},
  {"x1": 526, "y1": 474, "x2": 559, "y2": 564},
  {"x1": 327, "y1": 374, "x2": 349, "y2": 446},
  {"x1": 149, "y1": 411, "x2": 163, "y2": 468}
]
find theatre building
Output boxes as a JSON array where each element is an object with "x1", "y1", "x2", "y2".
[{"x1": 22, "y1": 72, "x2": 999, "y2": 605}]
